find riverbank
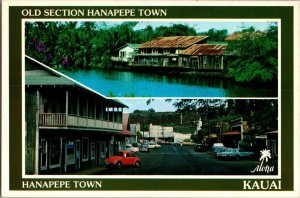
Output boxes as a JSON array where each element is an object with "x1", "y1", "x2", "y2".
[{"x1": 113, "y1": 65, "x2": 228, "y2": 78}]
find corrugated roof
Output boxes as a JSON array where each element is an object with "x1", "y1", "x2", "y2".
[
  {"x1": 25, "y1": 56, "x2": 128, "y2": 108},
  {"x1": 139, "y1": 36, "x2": 208, "y2": 48},
  {"x1": 117, "y1": 43, "x2": 140, "y2": 51},
  {"x1": 180, "y1": 44, "x2": 227, "y2": 55},
  {"x1": 26, "y1": 75, "x2": 75, "y2": 86},
  {"x1": 225, "y1": 31, "x2": 264, "y2": 41}
]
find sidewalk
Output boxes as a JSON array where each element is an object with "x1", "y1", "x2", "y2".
[{"x1": 68, "y1": 166, "x2": 108, "y2": 175}]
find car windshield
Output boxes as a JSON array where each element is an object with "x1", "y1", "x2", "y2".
[{"x1": 116, "y1": 152, "x2": 124, "y2": 156}]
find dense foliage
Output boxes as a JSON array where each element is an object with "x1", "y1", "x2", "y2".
[
  {"x1": 25, "y1": 21, "x2": 198, "y2": 70},
  {"x1": 226, "y1": 24, "x2": 278, "y2": 83},
  {"x1": 170, "y1": 99, "x2": 278, "y2": 135}
]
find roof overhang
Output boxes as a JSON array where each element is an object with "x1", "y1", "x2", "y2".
[{"x1": 25, "y1": 55, "x2": 128, "y2": 108}]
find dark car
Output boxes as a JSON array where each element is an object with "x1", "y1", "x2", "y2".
[{"x1": 194, "y1": 144, "x2": 209, "y2": 152}]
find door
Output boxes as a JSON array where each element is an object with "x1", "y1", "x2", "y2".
[
  {"x1": 100, "y1": 142, "x2": 106, "y2": 163},
  {"x1": 75, "y1": 139, "x2": 81, "y2": 170},
  {"x1": 96, "y1": 141, "x2": 100, "y2": 165},
  {"x1": 40, "y1": 139, "x2": 48, "y2": 170}
]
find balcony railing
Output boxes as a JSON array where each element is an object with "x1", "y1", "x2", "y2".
[
  {"x1": 39, "y1": 113, "x2": 122, "y2": 131},
  {"x1": 39, "y1": 113, "x2": 66, "y2": 126}
]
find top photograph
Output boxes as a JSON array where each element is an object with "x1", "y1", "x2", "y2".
[{"x1": 25, "y1": 20, "x2": 278, "y2": 97}]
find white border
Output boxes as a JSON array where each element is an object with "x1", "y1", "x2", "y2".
[{"x1": 1, "y1": 0, "x2": 299, "y2": 197}]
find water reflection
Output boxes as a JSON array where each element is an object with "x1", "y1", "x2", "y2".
[{"x1": 59, "y1": 69, "x2": 277, "y2": 97}]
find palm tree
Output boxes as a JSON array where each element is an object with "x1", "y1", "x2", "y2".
[{"x1": 259, "y1": 149, "x2": 271, "y2": 162}]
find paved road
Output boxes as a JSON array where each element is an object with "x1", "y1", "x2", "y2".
[{"x1": 97, "y1": 145, "x2": 277, "y2": 175}]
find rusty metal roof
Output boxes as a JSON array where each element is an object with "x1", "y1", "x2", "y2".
[
  {"x1": 225, "y1": 31, "x2": 264, "y2": 41},
  {"x1": 180, "y1": 44, "x2": 227, "y2": 55},
  {"x1": 139, "y1": 36, "x2": 208, "y2": 48}
]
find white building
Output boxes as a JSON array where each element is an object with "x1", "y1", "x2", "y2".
[
  {"x1": 148, "y1": 124, "x2": 174, "y2": 140},
  {"x1": 173, "y1": 132, "x2": 192, "y2": 143},
  {"x1": 111, "y1": 43, "x2": 140, "y2": 62}
]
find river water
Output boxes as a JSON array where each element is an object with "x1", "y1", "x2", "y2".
[{"x1": 58, "y1": 69, "x2": 277, "y2": 97}]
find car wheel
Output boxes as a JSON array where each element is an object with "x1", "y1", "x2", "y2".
[
  {"x1": 135, "y1": 161, "x2": 141, "y2": 168},
  {"x1": 116, "y1": 161, "x2": 122, "y2": 168}
]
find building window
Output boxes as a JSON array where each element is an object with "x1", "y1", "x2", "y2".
[
  {"x1": 40, "y1": 139, "x2": 48, "y2": 170},
  {"x1": 163, "y1": 48, "x2": 170, "y2": 54},
  {"x1": 120, "y1": 51, "x2": 126, "y2": 57},
  {"x1": 66, "y1": 139, "x2": 75, "y2": 165},
  {"x1": 49, "y1": 137, "x2": 61, "y2": 169},
  {"x1": 82, "y1": 137, "x2": 89, "y2": 162},
  {"x1": 203, "y1": 56, "x2": 208, "y2": 66},
  {"x1": 90, "y1": 141, "x2": 95, "y2": 160}
]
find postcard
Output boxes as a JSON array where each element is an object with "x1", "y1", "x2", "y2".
[{"x1": 1, "y1": 0, "x2": 299, "y2": 197}]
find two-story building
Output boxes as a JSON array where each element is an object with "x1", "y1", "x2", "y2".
[
  {"x1": 132, "y1": 36, "x2": 208, "y2": 67},
  {"x1": 148, "y1": 124, "x2": 174, "y2": 142},
  {"x1": 25, "y1": 56, "x2": 128, "y2": 175},
  {"x1": 129, "y1": 36, "x2": 228, "y2": 70},
  {"x1": 179, "y1": 44, "x2": 227, "y2": 70}
]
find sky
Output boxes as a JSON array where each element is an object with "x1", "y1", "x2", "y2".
[
  {"x1": 104, "y1": 20, "x2": 275, "y2": 34},
  {"x1": 118, "y1": 98, "x2": 176, "y2": 113}
]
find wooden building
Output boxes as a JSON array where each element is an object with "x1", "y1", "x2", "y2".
[
  {"x1": 179, "y1": 44, "x2": 227, "y2": 70},
  {"x1": 129, "y1": 36, "x2": 228, "y2": 70},
  {"x1": 131, "y1": 36, "x2": 209, "y2": 67},
  {"x1": 25, "y1": 56, "x2": 128, "y2": 174}
]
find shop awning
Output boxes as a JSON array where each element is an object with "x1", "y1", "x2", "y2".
[
  {"x1": 115, "y1": 130, "x2": 136, "y2": 136},
  {"x1": 223, "y1": 131, "x2": 241, "y2": 136}
]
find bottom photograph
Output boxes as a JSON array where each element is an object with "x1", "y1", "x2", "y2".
[{"x1": 25, "y1": 90, "x2": 278, "y2": 176}]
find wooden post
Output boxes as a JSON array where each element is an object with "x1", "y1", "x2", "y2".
[
  {"x1": 77, "y1": 94, "x2": 79, "y2": 125},
  {"x1": 221, "y1": 56, "x2": 224, "y2": 70},
  {"x1": 94, "y1": 98, "x2": 96, "y2": 127},
  {"x1": 65, "y1": 90, "x2": 68, "y2": 126},
  {"x1": 34, "y1": 90, "x2": 40, "y2": 175},
  {"x1": 86, "y1": 96, "x2": 88, "y2": 127}
]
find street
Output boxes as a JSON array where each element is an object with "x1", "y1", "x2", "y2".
[{"x1": 97, "y1": 145, "x2": 278, "y2": 175}]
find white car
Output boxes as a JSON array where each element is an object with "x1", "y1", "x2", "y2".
[
  {"x1": 148, "y1": 142, "x2": 161, "y2": 149},
  {"x1": 125, "y1": 144, "x2": 139, "y2": 153}
]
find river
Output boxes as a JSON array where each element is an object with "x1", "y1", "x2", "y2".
[{"x1": 58, "y1": 69, "x2": 277, "y2": 97}]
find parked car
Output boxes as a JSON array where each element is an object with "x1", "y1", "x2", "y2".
[
  {"x1": 209, "y1": 146, "x2": 227, "y2": 156},
  {"x1": 105, "y1": 151, "x2": 141, "y2": 168},
  {"x1": 216, "y1": 148, "x2": 254, "y2": 160},
  {"x1": 213, "y1": 143, "x2": 224, "y2": 147},
  {"x1": 125, "y1": 144, "x2": 139, "y2": 153},
  {"x1": 139, "y1": 143, "x2": 150, "y2": 152},
  {"x1": 148, "y1": 142, "x2": 161, "y2": 149},
  {"x1": 194, "y1": 143, "x2": 209, "y2": 152}
]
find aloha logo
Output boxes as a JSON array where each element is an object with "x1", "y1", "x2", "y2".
[{"x1": 250, "y1": 149, "x2": 274, "y2": 173}]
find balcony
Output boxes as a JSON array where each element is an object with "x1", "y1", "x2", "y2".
[{"x1": 39, "y1": 113, "x2": 122, "y2": 131}]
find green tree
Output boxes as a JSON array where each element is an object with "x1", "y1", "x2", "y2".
[
  {"x1": 226, "y1": 24, "x2": 278, "y2": 83},
  {"x1": 199, "y1": 28, "x2": 228, "y2": 41}
]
